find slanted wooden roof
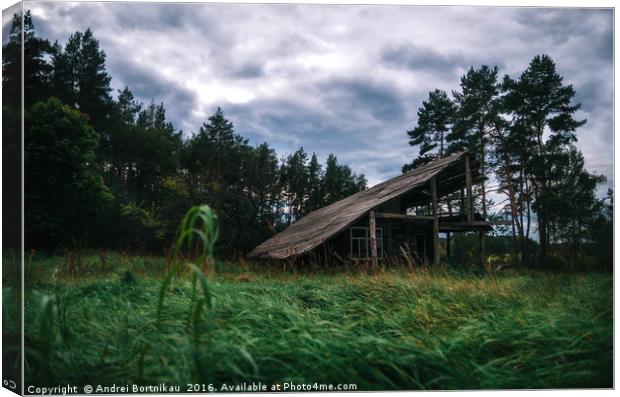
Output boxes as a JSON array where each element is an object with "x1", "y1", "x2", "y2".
[{"x1": 247, "y1": 151, "x2": 482, "y2": 260}]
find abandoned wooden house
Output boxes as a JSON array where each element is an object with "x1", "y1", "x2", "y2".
[{"x1": 247, "y1": 151, "x2": 491, "y2": 266}]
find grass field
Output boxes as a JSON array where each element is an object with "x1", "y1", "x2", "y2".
[{"x1": 6, "y1": 252, "x2": 613, "y2": 391}]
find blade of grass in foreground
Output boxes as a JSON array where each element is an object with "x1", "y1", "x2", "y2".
[{"x1": 157, "y1": 205, "x2": 218, "y2": 324}]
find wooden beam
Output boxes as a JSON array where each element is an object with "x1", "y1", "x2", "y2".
[
  {"x1": 375, "y1": 212, "x2": 435, "y2": 221},
  {"x1": 439, "y1": 221, "x2": 493, "y2": 232},
  {"x1": 480, "y1": 230, "x2": 486, "y2": 269},
  {"x1": 361, "y1": 211, "x2": 492, "y2": 229},
  {"x1": 465, "y1": 153, "x2": 474, "y2": 223},
  {"x1": 440, "y1": 221, "x2": 492, "y2": 227},
  {"x1": 369, "y1": 210, "x2": 378, "y2": 269},
  {"x1": 431, "y1": 177, "x2": 440, "y2": 266}
]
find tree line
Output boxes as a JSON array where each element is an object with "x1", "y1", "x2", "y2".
[
  {"x1": 3, "y1": 11, "x2": 367, "y2": 257},
  {"x1": 404, "y1": 59, "x2": 612, "y2": 270}
]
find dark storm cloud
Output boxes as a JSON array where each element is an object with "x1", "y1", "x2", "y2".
[
  {"x1": 221, "y1": 94, "x2": 410, "y2": 181},
  {"x1": 113, "y1": 3, "x2": 189, "y2": 29},
  {"x1": 111, "y1": 2, "x2": 232, "y2": 44},
  {"x1": 513, "y1": 8, "x2": 612, "y2": 48},
  {"x1": 228, "y1": 62, "x2": 265, "y2": 79},
  {"x1": 573, "y1": 77, "x2": 612, "y2": 114},
  {"x1": 319, "y1": 77, "x2": 407, "y2": 122},
  {"x1": 2, "y1": 16, "x2": 12, "y2": 45},
  {"x1": 381, "y1": 43, "x2": 465, "y2": 76},
  {"x1": 224, "y1": 98, "x2": 348, "y2": 148},
  {"x1": 107, "y1": 60, "x2": 169, "y2": 100},
  {"x1": 379, "y1": 42, "x2": 510, "y2": 85},
  {"x1": 25, "y1": 2, "x2": 613, "y2": 195},
  {"x1": 106, "y1": 58, "x2": 197, "y2": 112}
]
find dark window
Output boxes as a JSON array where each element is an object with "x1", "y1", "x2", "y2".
[{"x1": 350, "y1": 227, "x2": 383, "y2": 259}]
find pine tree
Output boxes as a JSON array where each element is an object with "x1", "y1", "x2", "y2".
[
  {"x1": 323, "y1": 154, "x2": 366, "y2": 205},
  {"x1": 51, "y1": 29, "x2": 112, "y2": 129},
  {"x1": 304, "y1": 153, "x2": 324, "y2": 213},
  {"x1": 182, "y1": 107, "x2": 253, "y2": 254},
  {"x1": 197, "y1": 107, "x2": 247, "y2": 188},
  {"x1": 241, "y1": 143, "x2": 281, "y2": 241},
  {"x1": 449, "y1": 65, "x2": 501, "y2": 265},
  {"x1": 502, "y1": 54, "x2": 586, "y2": 267},
  {"x1": 281, "y1": 147, "x2": 309, "y2": 223},
  {"x1": 2, "y1": 10, "x2": 53, "y2": 109},
  {"x1": 449, "y1": 65, "x2": 499, "y2": 155},
  {"x1": 406, "y1": 89, "x2": 455, "y2": 164},
  {"x1": 323, "y1": 154, "x2": 342, "y2": 205},
  {"x1": 116, "y1": 86, "x2": 142, "y2": 125},
  {"x1": 546, "y1": 146, "x2": 605, "y2": 269}
]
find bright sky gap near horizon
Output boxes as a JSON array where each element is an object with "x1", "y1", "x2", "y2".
[{"x1": 3, "y1": 2, "x2": 614, "y2": 203}]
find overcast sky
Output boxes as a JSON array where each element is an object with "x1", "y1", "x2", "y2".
[{"x1": 4, "y1": 2, "x2": 614, "y2": 202}]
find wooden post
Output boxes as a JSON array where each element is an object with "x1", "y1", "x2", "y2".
[
  {"x1": 431, "y1": 177, "x2": 440, "y2": 266},
  {"x1": 447, "y1": 200, "x2": 452, "y2": 259},
  {"x1": 369, "y1": 210, "x2": 378, "y2": 270},
  {"x1": 479, "y1": 230, "x2": 486, "y2": 269},
  {"x1": 460, "y1": 188, "x2": 465, "y2": 220},
  {"x1": 465, "y1": 153, "x2": 474, "y2": 223}
]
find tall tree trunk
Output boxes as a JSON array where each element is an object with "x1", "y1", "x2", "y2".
[
  {"x1": 439, "y1": 131, "x2": 444, "y2": 158},
  {"x1": 525, "y1": 178, "x2": 531, "y2": 240},
  {"x1": 538, "y1": 204, "x2": 547, "y2": 268},
  {"x1": 510, "y1": 206, "x2": 517, "y2": 241},
  {"x1": 287, "y1": 195, "x2": 293, "y2": 225},
  {"x1": 503, "y1": 157, "x2": 525, "y2": 267},
  {"x1": 536, "y1": 125, "x2": 548, "y2": 268},
  {"x1": 479, "y1": 129, "x2": 487, "y2": 268},
  {"x1": 537, "y1": 177, "x2": 548, "y2": 268}
]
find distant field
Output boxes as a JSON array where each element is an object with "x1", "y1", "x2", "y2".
[{"x1": 7, "y1": 254, "x2": 613, "y2": 391}]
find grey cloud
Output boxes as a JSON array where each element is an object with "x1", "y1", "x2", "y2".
[
  {"x1": 219, "y1": 88, "x2": 412, "y2": 188},
  {"x1": 23, "y1": 3, "x2": 614, "y2": 199},
  {"x1": 114, "y1": 3, "x2": 189, "y2": 29},
  {"x1": 574, "y1": 77, "x2": 612, "y2": 113},
  {"x1": 225, "y1": 99, "x2": 341, "y2": 146},
  {"x1": 380, "y1": 41, "x2": 508, "y2": 82},
  {"x1": 319, "y1": 77, "x2": 407, "y2": 122},
  {"x1": 228, "y1": 62, "x2": 265, "y2": 79},
  {"x1": 106, "y1": 58, "x2": 198, "y2": 130},
  {"x1": 514, "y1": 8, "x2": 612, "y2": 48},
  {"x1": 381, "y1": 43, "x2": 465, "y2": 76},
  {"x1": 221, "y1": 95, "x2": 407, "y2": 180},
  {"x1": 111, "y1": 2, "x2": 230, "y2": 44},
  {"x1": 2, "y1": 17, "x2": 12, "y2": 45}
]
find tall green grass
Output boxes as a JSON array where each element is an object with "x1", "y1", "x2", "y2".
[
  {"x1": 15, "y1": 205, "x2": 613, "y2": 390},
  {"x1": 20, "y1": 262, "x2": 612, "y2": 390}
]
